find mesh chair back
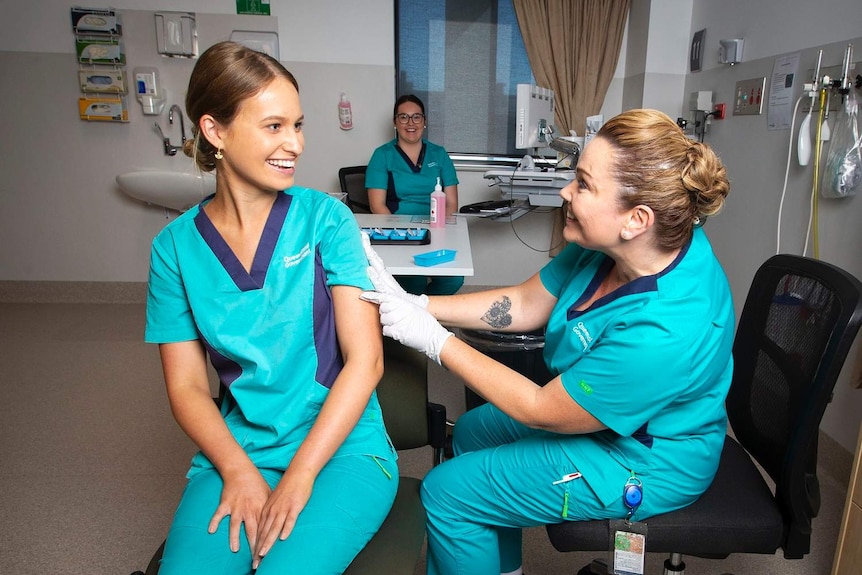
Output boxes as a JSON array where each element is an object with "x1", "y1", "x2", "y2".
[
  {"x1": 339, "y1": 165, "x2": 371, "y2": 213},
  {"x1": 545, "y1": 254, "x2": 862, "y2": 565},
  {"x1": 728, "y1": 254, "x2": 862, "y2": 554}
]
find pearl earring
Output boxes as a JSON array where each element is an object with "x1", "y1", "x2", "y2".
[{"x1": 621, "y1": 230, "x2": 632, "y2": 240}]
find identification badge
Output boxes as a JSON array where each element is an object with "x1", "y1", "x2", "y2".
[
  {"x1": 607, "y1": 473, "x2": 647, "y2": 575},
  {"x1": 608, "y1": 518, "x2": 648, "y2": 575}
]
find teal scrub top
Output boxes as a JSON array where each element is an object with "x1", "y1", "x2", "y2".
[
  {"x1": 539, "y1": 227, "x2": 735, "y2": 508},
  {"x1": 365, "y1": 139, "x2": 458, "y2": 215},
  {"x1": 145, "y1": 188, "x2": 392, "y2": 477}
]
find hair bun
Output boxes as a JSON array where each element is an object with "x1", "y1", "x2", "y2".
[{"x1": 681, "y1": 141, "x2": 728, "y2": 218}]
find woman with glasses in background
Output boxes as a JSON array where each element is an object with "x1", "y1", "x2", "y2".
[{"x1": 365, "y1": 94, "x2": 463, "y2": 295}]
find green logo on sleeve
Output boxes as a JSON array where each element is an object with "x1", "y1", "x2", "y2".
[{"x1": 579, "y1": 380, "x2": 593, "y2": 395}]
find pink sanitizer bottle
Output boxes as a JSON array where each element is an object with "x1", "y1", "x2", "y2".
[
  {"x1": 430, "y1": 177, "x2": 446, "y2": 228},
  {"x1": 338, "y1": 92, "x2": 353, "y2": 130}
]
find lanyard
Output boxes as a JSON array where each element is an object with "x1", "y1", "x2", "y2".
[{"x1": 623, "y1": 473, "x2": 643, "y2": 523}]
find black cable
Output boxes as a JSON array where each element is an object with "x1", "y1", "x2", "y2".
[{"x1": 499, "y1": 159, "x2": 567, "y2": 254}]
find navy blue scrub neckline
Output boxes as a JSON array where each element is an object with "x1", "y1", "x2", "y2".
[
  {"x1": 395, "y1": 141, "x2": 426, "y2": 173},
  {"x1": 194, "y1": 191, "x2": 291, "y2": 291}
]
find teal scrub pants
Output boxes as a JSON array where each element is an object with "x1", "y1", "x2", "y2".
[
  {"x1": 396, "y1": 274, "x2": 464, "y2": 296},
  {"x1": 421, "y1": 404, "x2": 623, "y2": 575},
  {"x1": 159, "y1": 454, "x2": 398, "y2": 575}
]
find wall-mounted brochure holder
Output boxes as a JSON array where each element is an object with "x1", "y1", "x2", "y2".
[
  {"x1": 79, "y1": 68, "x2": 128, "y2": 94},
  {"x1": 71, "y1": 7, "x2": 122, "y2": 36},
  {"x1": 78, "y1": 96, "x2": 129, "y2": 122},
  {"x1": 72, "y1": 7, "x2": 128, "y2": 123},
  {"x1": 76, "y1": 34, "x2": 126, "y2": 65},
  {"x1": 155, "y1": 12, "x2": 198, "y2": 58}
]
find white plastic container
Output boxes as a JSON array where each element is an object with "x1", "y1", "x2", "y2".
[{"x1": 430, "y1": 177, "x2": 446, "y2": 228}]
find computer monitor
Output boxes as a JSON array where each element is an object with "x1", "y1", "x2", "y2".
[{"x1": 515, "y1": 84, "x2": 555, "y2": 151}]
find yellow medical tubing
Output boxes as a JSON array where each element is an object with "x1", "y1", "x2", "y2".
[{"x1": 811, "y1": 88, "x2": 828, "y2": 259}]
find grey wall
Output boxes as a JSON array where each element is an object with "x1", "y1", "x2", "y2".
[
  {"x1": 0, "y1": 1, "x2": 396, "y2": 283},
  {"x1": 1, "y1": 0, "x2": 861, "y2": 448},
  {"x1": 0, "y1": 0, "x2": 561, "y2": 287}
]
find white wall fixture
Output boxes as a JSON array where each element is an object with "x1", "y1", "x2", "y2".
[
  {"x1": 719, "y1": 38, "x2": 744, "y2": 66},
  {"x1": 230, "y1": 30, "x2": 279, "y2": 59},
  {"x1": 155, "y1": 12, "x2": 198, "y2": 58},
  {"x1": 133, "y1": 66, "x2": 165, "y2": 115},
  {"x1": 116, "y1": 170, "x2": 215, "y2": 211}
]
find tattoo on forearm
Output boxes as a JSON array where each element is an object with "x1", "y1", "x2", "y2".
[{"x1": 481, "y1": 296, "x2": 513, "y2": 329}]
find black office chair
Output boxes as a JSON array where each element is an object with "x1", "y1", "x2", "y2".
[
  {"x1": 546, "y1": 254, "x2": 862, "y2": 575},
  {"x1": 338, "y1": 165, "x2": 371, "y2": 214},
  {"x1": 134, "y1": 338, "x2": 446, "y2": 575},
  {"x1": 344, "y1": 338, "x2": 447, "y2": 574}
]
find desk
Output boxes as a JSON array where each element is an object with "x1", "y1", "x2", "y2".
[{"x1": 354, "y1": 214, "x2": 474, "y2": 277}]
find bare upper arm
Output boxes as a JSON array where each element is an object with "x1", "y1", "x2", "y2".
[
  {"x1": 367, "y1": 188, "x2": 389, "y2": 214},
  {"x1": 159, "y1": 339, "x2": 207, "y2": 381},
  {"x1": 508, "y1": 273, "x2": 558, "y2": 332},
  {"x1": 531, "y1": 375, "x2": 606, "y2": 434},
  {"x1": 330, "y1": 285, "x2": 383, "y2": 372},
  {"x1": 443, "y1": 184, "x2": 458, "y2": 215},
  {"x1": 158, "y1": 339, "x2": 213, "y2": 405}
]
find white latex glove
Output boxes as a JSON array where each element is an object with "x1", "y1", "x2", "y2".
[
  {"x1": 361, "y1": 291, "x2": 452, "y2": 365},
  {"x1": 361, "y1": 232, "x2": 429, "y2": 308}
]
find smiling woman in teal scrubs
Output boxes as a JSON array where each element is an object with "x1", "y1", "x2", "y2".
[
  {"x1": 145, "y1": 41, "x2": 396, "y2": 575},
  {"x1": 362, "y1": 109, "x2": 734, "y2": 575},
  {"x1": 365, "y1": 94, "x2": 463, "y2": 295}
]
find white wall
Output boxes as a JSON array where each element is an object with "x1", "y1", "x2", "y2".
[
  {"x1": 0, "y1": 1, "x2": 395, "y2": 283},
  {"x1": 0, "y1": 0, "x2": 559, "y2": 287},
  {"x1": 0, "y1": 0, "x2": 393, "y2": 66}
]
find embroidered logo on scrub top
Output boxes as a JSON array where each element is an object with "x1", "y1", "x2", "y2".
[
  {"x1": 572, "y1": 321, "x2": 593, "y2": 351},
  {"x1": 283, "y1": 243, "x2": 311, "y2": 268},
  {"x1": 427, "y1": 161, "x2": 438, "y2": 168},
  {"x1": 579, "y1": 380, "x2": 593, "y2": 395}
]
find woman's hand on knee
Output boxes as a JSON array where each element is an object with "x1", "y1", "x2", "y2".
[
  {"x1": 252, "y1": 471, "x2": 314, "y2": 568},
  {"x1": 208, "y1": 469, "x2": 271, "y2": 554}
]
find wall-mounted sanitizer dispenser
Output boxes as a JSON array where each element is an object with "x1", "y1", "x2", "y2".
[
  {"x1": 719, "y1": 39, "x2": 744, "y2": 66},
  {"x1": 133, "y1": 66, "x2": 165, "y2": 115}
]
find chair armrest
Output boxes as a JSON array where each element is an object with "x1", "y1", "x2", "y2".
[{"x1": 427, "y1": 402, "x2": 447, "y2": 449}]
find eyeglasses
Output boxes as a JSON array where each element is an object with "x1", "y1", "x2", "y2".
[{"x1": 395, "y1": 113, "x2": 425, "y2": 124}]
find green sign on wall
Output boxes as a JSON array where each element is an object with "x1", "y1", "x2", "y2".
[{"x1": 236, "y1": 1, "x2": 271, "y2": 16}]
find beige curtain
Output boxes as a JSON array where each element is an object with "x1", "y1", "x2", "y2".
[{"x1": 512, "y1": 0, "x2": 630, "y2": 254}]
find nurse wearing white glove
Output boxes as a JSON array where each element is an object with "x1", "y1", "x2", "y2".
[
  {"x1": 358, "y1": 291, "x2": 451, "y2": 365},
  {"x1": 361, "y1": 232, "x2": 429, "y2": 308},
  {"x1": 359, "y1": 109, "x2": 734, "y2": 575}
]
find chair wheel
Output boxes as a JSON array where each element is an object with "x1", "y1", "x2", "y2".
[{"x1": 578, "y1": 558, "x2": 609, "y2": 575}]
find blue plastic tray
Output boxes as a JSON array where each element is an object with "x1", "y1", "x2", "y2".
[
  {"x1": 413, "y1": 249, "x2": 457, "y2": 267},
  {"x1": 361, "y1": 227, "x2": 430, "y2": 245}
]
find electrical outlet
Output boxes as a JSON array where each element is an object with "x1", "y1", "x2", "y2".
[
  {"x1": 733, "y1": 77, "x2": 766, "y2": 115},
  {"x1": 713, "y1": 103, "x2": 726, "y2": 120}
]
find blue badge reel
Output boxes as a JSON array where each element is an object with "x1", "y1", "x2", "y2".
[{"x1": 608, "y1": 474, "x2": 648, "y2": 575}]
